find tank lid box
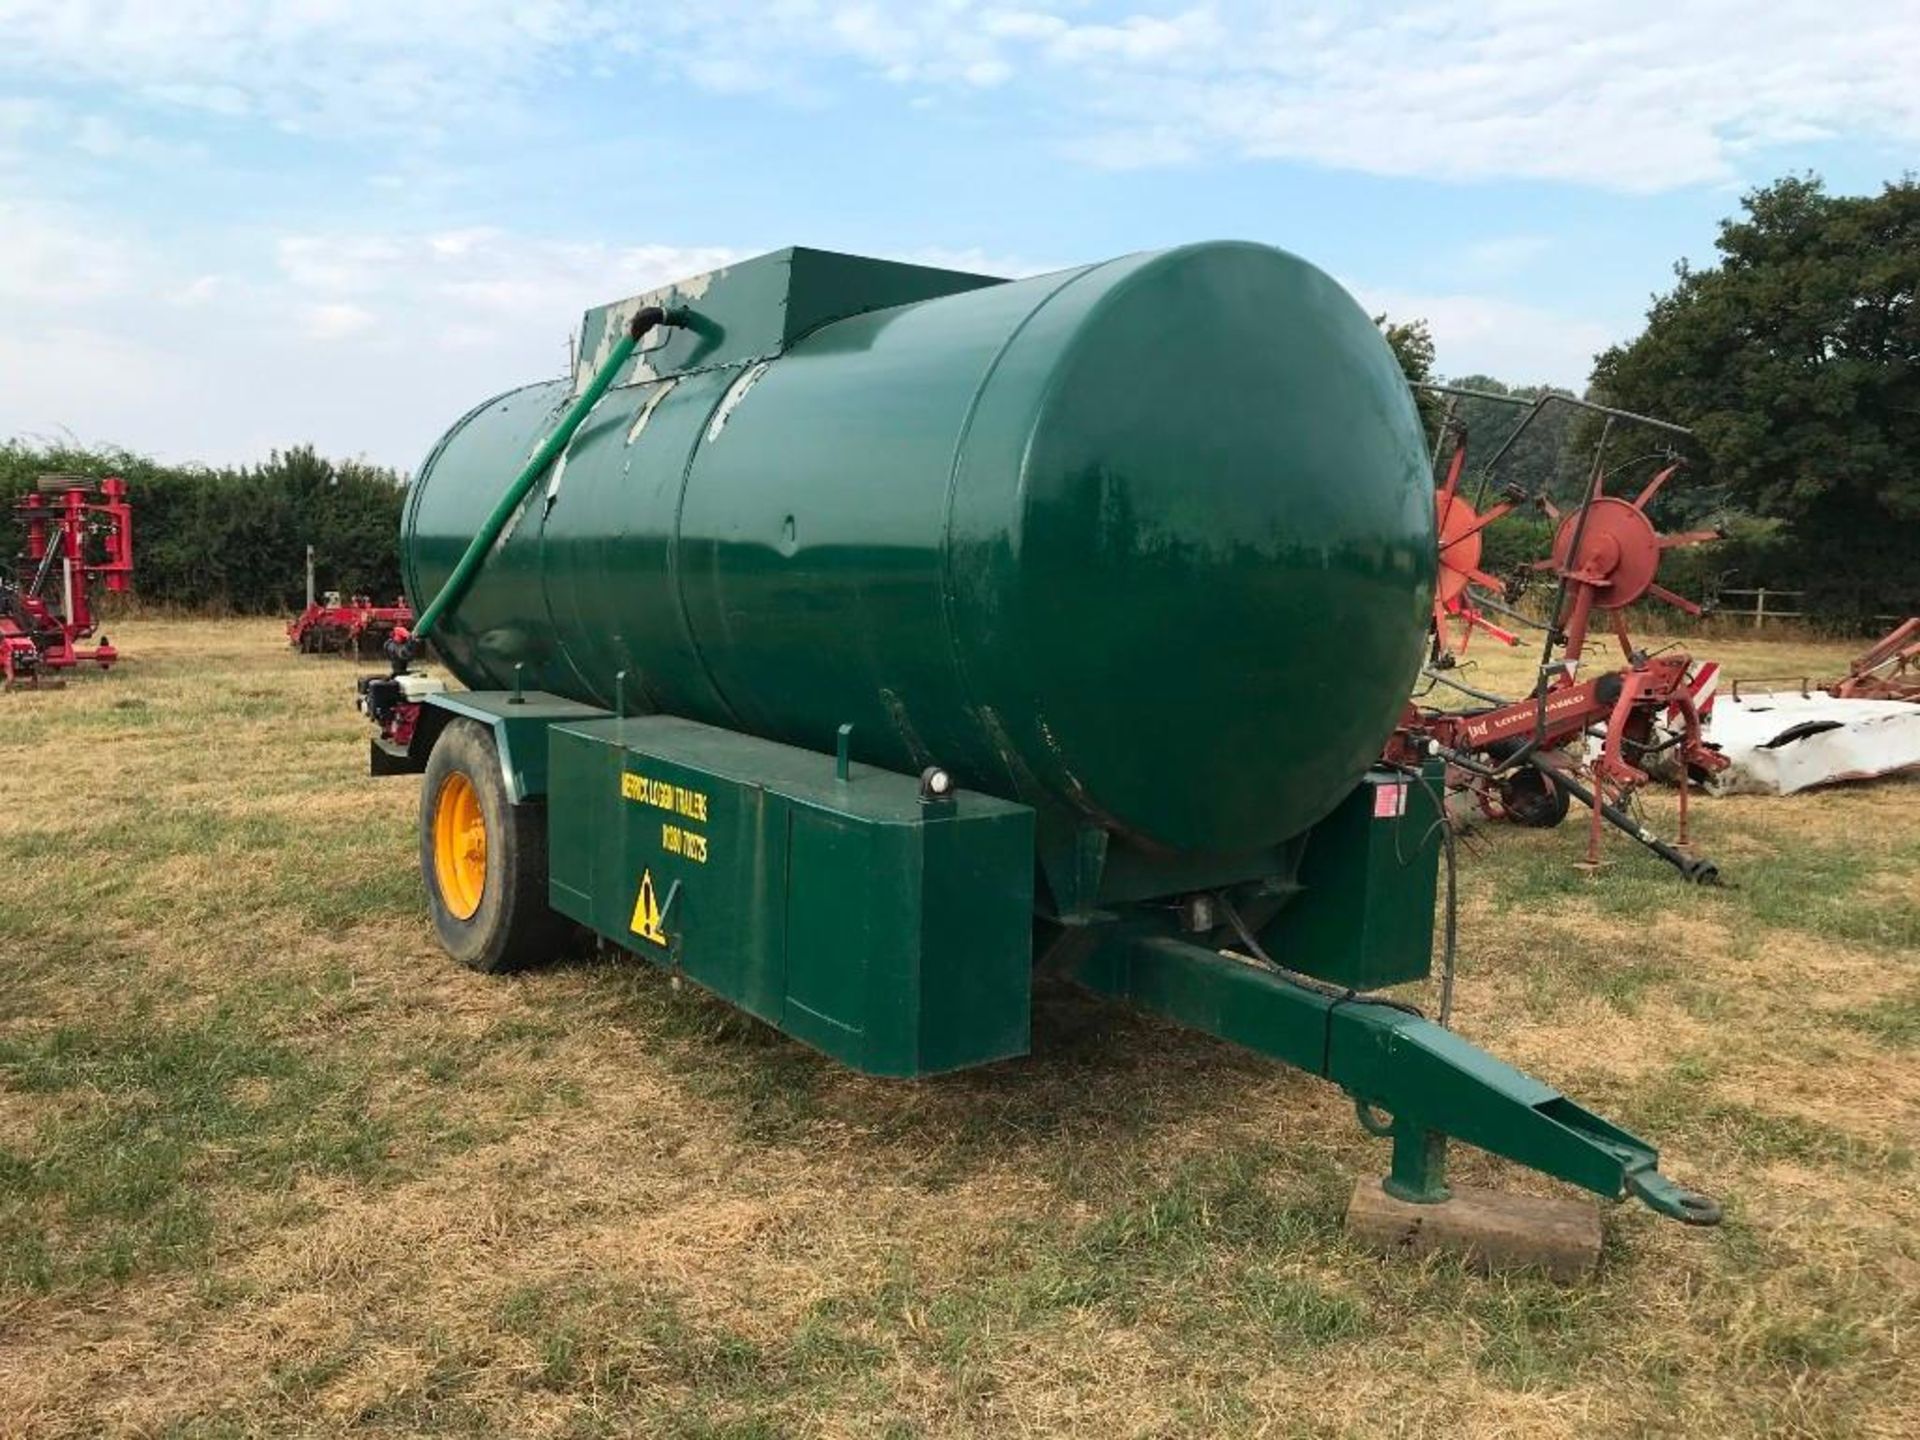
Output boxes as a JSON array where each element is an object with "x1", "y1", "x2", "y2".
[{"x1": 574, "y1": 246, "x2": 1009, "y2": 393}]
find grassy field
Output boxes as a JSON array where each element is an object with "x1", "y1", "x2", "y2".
[{"x1": 2, "y1": 618, "x2": 1916, "y2": 1439}]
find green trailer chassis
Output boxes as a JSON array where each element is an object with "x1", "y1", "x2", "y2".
[{"x1": 396, "y1": 689, "x2": 1719, "y2": 1227}]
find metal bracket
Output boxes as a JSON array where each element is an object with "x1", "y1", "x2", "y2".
[
  {"x1": 1625, "y1": 1167, "x2": 1723, "y2": 1226},
  {"x1": 422, "y1": 690, "x2": 613, "y2": 800}
]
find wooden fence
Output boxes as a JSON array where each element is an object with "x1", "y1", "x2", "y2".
[
  {"x1": 1713, "y1": 589, "x2": 1907, "y2": 631},
  {"x1": 1714, "y1": 588, "x2": 1805, "y2": 629}
]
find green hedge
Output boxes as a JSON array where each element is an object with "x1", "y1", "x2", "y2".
[
  {"x1": 7, "y1": 437, "x2": 1905, "y2": 630},
  {"x1": 1, "y1": 442, "x2": 405, "y2": 614}
]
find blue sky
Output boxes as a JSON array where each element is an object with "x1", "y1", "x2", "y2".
[{"x1": 1, "y1": 1, "x2": 1915, "y2": 470}]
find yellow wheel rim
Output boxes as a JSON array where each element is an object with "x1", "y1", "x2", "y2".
[{"x1": 432, "y1": 772, "x2": 487, "y2": 921}]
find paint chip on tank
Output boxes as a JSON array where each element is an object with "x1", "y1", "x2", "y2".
[
  {"x1": 705, "y1": 362, "x2": 770, "y2": 443},
  {"x1": 627, "y1": 377, "x2": 680, "y2": 444}
]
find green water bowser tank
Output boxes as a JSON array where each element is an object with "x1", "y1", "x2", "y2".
[{"x1": 401, "y1": 241, "x2": 1434, "y2": 866}]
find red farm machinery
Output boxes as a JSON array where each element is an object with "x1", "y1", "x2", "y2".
[
  {"x1": 287, "y1": 546, "x2": 412, "y2": 656},
  {"x1": 288, "y1": 592, "x2": 414, "y2": 656},
  {"x1": 1391, "y1": 388, "x2": 1729, "y2": 882},
  {"x1": 2, "y1": 474, "x2": 134, "y2": 690},
  {"x1": 1830, "y1": 618, "x2": 1920, "y2": 702}
]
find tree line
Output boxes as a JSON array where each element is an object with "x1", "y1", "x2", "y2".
[
  {"x1": 1384, "y1": 174, "x2": 1919, "y2": 625},
  {"x1": 0, "y1": 443, "x2": 406, "y2": 615}
]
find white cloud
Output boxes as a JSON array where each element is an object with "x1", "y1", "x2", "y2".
[
  {"x1": 615, "y1": 2, "x2": 1920, "y2": 191},
  {"x1": 1462, "y1": 234, "x2": 1551, "y2": 272},
  {"x1": 275, "y1": 236, "x2": 408, "y2": 294},
  {"x1": 2, "y1": 3, "x2": 1913, "y2": 468},
  {"x1": 1042, "y1": 9, "x2": 1223, "y2": 64},
  {"x1": 0, "y1": 0, "x2": 590, "y2": 136},
  {"x1": 1059, "y1": 125, "x2": 1200, "y2": 170},
  {"x1": 0, "y1": 322, "x2": 205, "y2": 452},
  {"x1": 70, "y1": 113, "x2": 205, "y2": 165},
  {"x1": 1042, "y1": 2, "x2": 1920, "y2": 190},
  {"x1": 0, "y1": 95, "x2": 46, "y2": 137},
  {"x1": 167, "y1": 274, "x2": 228, "y2": 307},
  {"x1": 961, "y1": 58, "x2": 1013, "y2": 87},
  {"x1": 140, "y1": 82, "x2": 252, "y2": 119},
  {"x1": 0, "y1": 212, "x2": 750, "y2": 467},
  {"x1": 1, "y1": 3, "x2": 1913, "y2": 188},
  {"x1": 302, "y1": 302, "x2": 378, "y2": 340},
  {"x1": 0, "y1": 200, "x2": 136, "y2": 304},
  {"x1": 1356, "y1": 285, "x2": 1619, "y2": 389}
]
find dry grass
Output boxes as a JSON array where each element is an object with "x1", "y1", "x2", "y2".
[
  {"x1": 2, "y1": 619, "x2": 1916, "y2": 1439},
  {"x1": 1432, "y1": 625, "x2": 1879, "y2": 703}
]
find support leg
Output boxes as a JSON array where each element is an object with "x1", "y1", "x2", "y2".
[{"x1": 1385, "y1": 1120, "x2": 1451, "y2": 1205}]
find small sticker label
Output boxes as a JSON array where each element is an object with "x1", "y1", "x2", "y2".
[
  {"x1": 630, "y1": 869, "x2": 666, "y2": 946},
  {"x1": 1373, "y1": 783, "x2": 1407, "y2": 819}
]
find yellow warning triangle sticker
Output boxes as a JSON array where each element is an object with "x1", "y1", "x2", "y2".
[{"x1": 630, "y1": 869, "x2": 666, "y2": 946}]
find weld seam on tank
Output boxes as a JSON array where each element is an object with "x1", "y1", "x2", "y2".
[
  {"x1": 546, "y1": 375, "x2": 690, "y2": 710},
  {"x1": 661, "y1": 364, "x2": 760, "y2": 731},
  {"x1": 535, "y1": 364, "x2": 750, "y2": 720},
  {"x1": 995, "y1": 252, "x2": 1177, "y2": 848},
  {"x1": 934, "y1": 262, "x2": 1105, "y2": 801},
  {"x1": 539, "y1": 542, "x2": 602, "y2": 706},
  {"x1": 607, "y1": 355, "x2": 775, "y2": 391},
  {"x1": 537, "y1": 391, "x2": 607, "y2": 707},
  {"x1": 402, "y1": 380, "x2": 555, "y2": 631},
  {"x1": 938, "y1": 252, "x2": 1174, "y2": 847}
]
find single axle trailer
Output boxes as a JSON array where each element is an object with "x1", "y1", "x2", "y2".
[{"x1": 361, "y1": 243, "x2": 1721, "y2": 1248}]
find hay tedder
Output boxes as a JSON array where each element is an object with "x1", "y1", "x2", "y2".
[
  {"x1": 1392, "y1": 390, "x2": 1729, "y2": 882},
  {"x1": 2, "y1": 474, "x2": 133, "y2": 690}
]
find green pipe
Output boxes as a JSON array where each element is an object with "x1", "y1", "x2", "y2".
[{"x1": 407, "y1": 306, "x2": 674, "y2": 649}]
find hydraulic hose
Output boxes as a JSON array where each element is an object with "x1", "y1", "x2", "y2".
[{"x1": 400, "y1": 305, "x2": 675, "y2": 657}]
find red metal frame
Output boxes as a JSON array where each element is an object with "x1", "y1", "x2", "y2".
[
  {"x1": 288, "y1": 592, "x2": 414, "y2": 656},
  {"x1": 1393, "y1": 653, "x2": 1725, "y2": 856},
  {"x1": 1431, "y1": 431, "x2": 1519, "y2": 659},
  {"x1": 1831, "y1": 617, "x2": 1919, "y2": 701},
  {"x1": 1395, "y1": 453, "x2": 1730, "y2": 873},
  {"x1": 2, "y1": 475, "x2": 133, "y2": 689}
]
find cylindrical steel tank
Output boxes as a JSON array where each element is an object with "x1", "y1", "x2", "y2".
[{"x1": 403, "y1": 241, "x2": 1433, "y2": 859}]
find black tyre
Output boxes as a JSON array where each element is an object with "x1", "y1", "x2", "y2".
[
  {"x1": 1498, "y1": 765, "x2": 1571, "y2": 829},
  {"x1": 419, "y1": 718, "x2": 566, "y2": 973}
]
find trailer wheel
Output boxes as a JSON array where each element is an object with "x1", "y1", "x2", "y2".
[{"x1": 419, "y1": 718, "x2": 564, "y2": 973}]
